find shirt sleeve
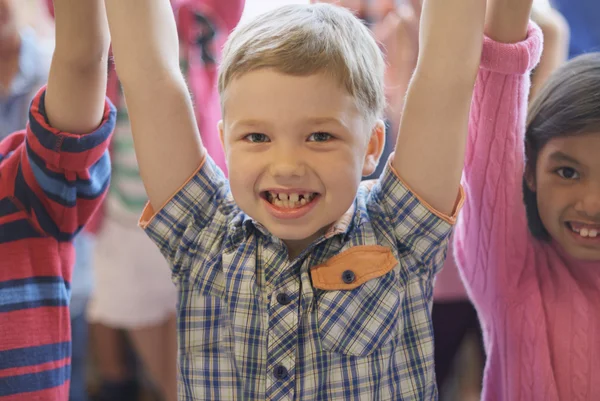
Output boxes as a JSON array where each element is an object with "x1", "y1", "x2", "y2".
[
  {"x1": 454, "y1": 23, "x2": 543, "y2": 304},
  {"x1": 139, "y1": 154, "x2": 237, "y2": 281},
  {"x1": 0, "y1": 87, "x2": 115, "y2": 241},
  {"x1": 369, "y1": 158, "x2": 464, "y2": 279}
]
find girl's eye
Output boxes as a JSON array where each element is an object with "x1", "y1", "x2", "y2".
[
  {"x1": 244, "y1": 133, "x2": 270, "y2": 143},
  {"x1": 308, "y1": 132, "x2": 333, "y2": 142},
  {"x1": 556, "y1": 167, "x2": 580, "y2": 180}
]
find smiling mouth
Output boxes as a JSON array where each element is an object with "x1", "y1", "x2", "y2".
[
  {"x1": 261, "y1": 191, "x2": 319, "y2": 209},
  {"x1": 566, "y1": 222, "x2": 600, "y2": 238}
]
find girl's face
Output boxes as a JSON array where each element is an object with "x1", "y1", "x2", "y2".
[{"x1": 530, "y1": 132, "x2": 600, "y2": 260}]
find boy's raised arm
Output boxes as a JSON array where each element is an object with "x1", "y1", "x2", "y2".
[
  {"x1": 45, "y1": 0, "x2": 110, "y2": 133},
  {"x1": 392, "y1": 0, "x2": 486, "y2": 215},
  {"x1": 104, "y1": 0, "x2": 206, "y2": 211}
]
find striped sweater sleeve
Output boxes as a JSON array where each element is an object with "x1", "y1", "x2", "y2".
[{"x1": 1, "y1": 87, "x2": 115, "y2": 240}]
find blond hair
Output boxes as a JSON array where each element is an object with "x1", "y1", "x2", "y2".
[{"x1": 218, "y1": 3, "x2": 386, "y2": 122}]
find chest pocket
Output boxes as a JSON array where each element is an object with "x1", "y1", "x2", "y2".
[{"x1": 311, "y1": 246, "x2": 402, "y2": 357}]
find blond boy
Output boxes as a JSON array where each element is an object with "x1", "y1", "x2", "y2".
[{"x1": 103, "y1": 0, "x2": 485, "y2": 399}]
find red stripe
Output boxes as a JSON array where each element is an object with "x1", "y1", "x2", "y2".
[
  {"x1": 0, "y1": 132, "x2": 26, "y2": 156},
  {"x1": 0, "y1": 358, "x2": 70, "y2": 379},
  {"x1": 0, "y1": 211, "x2": 31, "y2": 226},
  {"x1": 0, "y1": 381, "x2": 69, "y2": 401},
  {"x1": 0, "y1": 147, "x2": 22, "y2": 199},
  {"x1": 0, "y1": 238, "x2": 72, "y2": 281},
  {"x1": 0, "y1": 307, "x2": 71, "y2": 352}
]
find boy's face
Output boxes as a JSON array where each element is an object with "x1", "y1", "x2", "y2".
[
  {"x1": 529, "y1": 132, "x2": 600, "y2": 260},
  {"x1": 220, "y1": 69, "x2": 385, "y2": 252}
]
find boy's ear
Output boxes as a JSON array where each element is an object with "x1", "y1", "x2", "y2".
[
  {"x1": 362, "y1": 120, "x2": 386, "y2": 177},
  {"x1": 525, "y1": 163, "x2": 536, "y2": 191},
  {"x1": 218, "y1": 120, "x2": 226, "y2": 152}
]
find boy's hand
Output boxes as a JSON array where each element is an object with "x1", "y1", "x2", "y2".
[
  {"x1": 45, "y1": 0, "x2": 110, "y2": 134},
  {"x1": 104, "y1": 0, "x2": 204, "y2": 211},
  {"x1": 392, "y1": 0, "x2": 486, "y2": 216}
]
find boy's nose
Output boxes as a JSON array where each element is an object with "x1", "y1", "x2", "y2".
[{"x1": 269, "y1": 150, "x2": 306, "y2": 178}]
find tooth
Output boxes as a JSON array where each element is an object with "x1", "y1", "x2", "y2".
[
  {"x1": 274, "y1": 199, "x2": 283, "y2": 207},
  {"x1": 289, "y1": 193, "x2": 299, "y2": 203},
  {"x1": 300, "y1": 198, "x2": 307, "y2": 206},
  {"x1": 590, "y1": 229, "x2": 598, "y2": 238},
  {"x1": 580, "y1": 228, "x2": 589, "y2": 237}
]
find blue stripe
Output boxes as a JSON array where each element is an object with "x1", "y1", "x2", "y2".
[
  {"x1": 0, "y1": 281, "x2": 70, "y2": 312},
  {"x1": 13, "y1": 165, "x2": 63, "y2": 237},
  {"x1": 13, "y1": 165, "x2": 80, "y2": 241},
  {"x1": 29, "y1": 90, "x2": 116, "y2": 154},
  {"x1": 0, "y1": 298, "x2": 69, "y2": 313},
  {"x1": 0, "y1": 342, "x2": 70, "y2": 371},
  {"x1": 0, "y1": 276, "x2": 69, "y2": 291},
  {"x1": 26, "y1": 145, "x2": 111, "y2": 206},
  {"x1": 0, "y1": 218, "x2": 44, "y2": 244},
  {"x1": 0, "y1": 363, "x2": 70, "y2": 397}
]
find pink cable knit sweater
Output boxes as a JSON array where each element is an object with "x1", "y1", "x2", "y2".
[{"x1": 454, "y1": 24, "x2": 600, "y2": 401}]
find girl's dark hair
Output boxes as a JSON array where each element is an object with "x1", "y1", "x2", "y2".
[{"x1": 524, "y1": 52, "x2": 600, "y2": 240}]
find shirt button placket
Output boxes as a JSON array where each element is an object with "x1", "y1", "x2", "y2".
[
  {"x1": 273, "y1": 364, "x2": 289, "y2": 380},
  {"x1": 266, "y1": 280, "x2": 299, "y2": 401},
  {"x1": 276, "y1": 292, "x2": 291, "y2": 306}
]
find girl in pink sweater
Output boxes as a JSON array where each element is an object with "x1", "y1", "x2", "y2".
[{"x1": 455, "y1": 0, "x2": 600, "y2": 399}]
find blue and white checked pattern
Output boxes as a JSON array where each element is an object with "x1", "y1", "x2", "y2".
[{"x1": 144, "y1": 156, "x2": 454, "y2": 401}]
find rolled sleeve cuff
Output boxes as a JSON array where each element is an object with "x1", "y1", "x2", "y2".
[{"x1": 27, "y1": 87, "x2": 116, "y2": 171}]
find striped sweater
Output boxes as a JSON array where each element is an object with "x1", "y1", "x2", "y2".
[{"x1": 0, "y1": 88, "x2": 114, "y2": 400}]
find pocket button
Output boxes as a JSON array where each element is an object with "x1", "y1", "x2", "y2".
[{"x1": 341, "y1": 270, "x2": 356, "y2": 284}]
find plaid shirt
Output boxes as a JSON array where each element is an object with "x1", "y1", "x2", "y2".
[{"x1": 141, "y1": 156, "x2": 461, "y2": 401}]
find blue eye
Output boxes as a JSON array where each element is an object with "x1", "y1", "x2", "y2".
[
  {"x1": 245, "y1": 133, "x2": 270, "y2": 143},
  {"x1": 556, "y1": 167, "x2": 579, "y2": 180},
  {"x1": 308, "y1": 132, "x2": 333, "y2": 142}
]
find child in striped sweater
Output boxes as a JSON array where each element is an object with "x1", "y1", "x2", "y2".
[{"x1": 0, "y1": 0, "x2": 114, "y2": 399}]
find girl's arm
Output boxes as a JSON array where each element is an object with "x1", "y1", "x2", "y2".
[
  {"x1": 454, "y1": 0, "x2": 542, "y2": 304},
  {"x1": 392, "y1": 0, "x2": 485, "y2": 216}
]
